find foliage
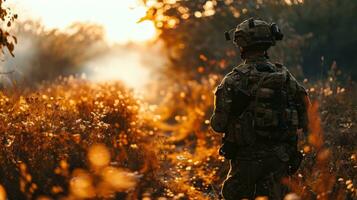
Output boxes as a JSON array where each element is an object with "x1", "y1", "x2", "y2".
[
  {"x1": 0, "y1": 0, "x2": 16, "y2": 57},
  {"x1": 289, "y1": 0, "x2": 357, "y2": 79},
  {"x1": 143, "y1": 0, "x2": 308, "y2": 80},
  {"x1": 287, "y1": 76, "x2": 357, "y2": 199},
  {"x1": 0, "y1": 65, "x2": 356, "y2": 200},
  {"x1": 141, "y1": 2, "x2": 357, "y2": 197},
  {"x1": 144, "y1": 0, "x2": 357, "y2": 80},
  {"x1": 0, "y1": 77, "x2": 159, "y2": 199},
  {"x1": 146, "y1": 74, "x2": 226, "y2": 199},
  {"x1": 11, "y1": 21, "x2": 108, "y2": 84},
  {"x1": 151, "y1": 66, "x2": 357, "y2": 199},
  {"x1": 0, "y1": 1, "x2": 356, "y2": 199}
]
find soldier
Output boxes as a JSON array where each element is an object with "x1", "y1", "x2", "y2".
[{"x1": 210, "y1": 18, "x2": 310, "y2": 200}]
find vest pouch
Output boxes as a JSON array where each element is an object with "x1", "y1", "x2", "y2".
[
  {"x1": 226, "y1": 120, "x2": 245, "y2": 146},
  {"x1": 239, "y1": 111, "x2": 256, "y2": 146},
  {"x1": 255, "y1": 107, "x2": 279, "y2": 128},
  {"x1": 273, "y1": 145, "x2": 290, "y2": 162},
  {"x1": 285, "y1": 109, "x2": 299, "y2": 127},
  {"x1": 261, "y1": 72, "x2": 287, "y2": 89},
  {"x1": 291, "y1": 109, "x2": 299, "y2": 127},
  {"x1": 288, "y1": 78, "x2": 297, "y2": 94},
  {"x1": 256, "y1": 87, "x2": 274, "y2": 99}
]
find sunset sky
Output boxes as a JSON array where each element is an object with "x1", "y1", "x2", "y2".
[
  {"x1": 10, "y1": 0, "x2": 157, "y2": 43},
  {"x1": 4, "y1": 0, "x2": 160, "y2": 90}
]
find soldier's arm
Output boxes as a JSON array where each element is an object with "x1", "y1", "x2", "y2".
[
  {"x1": 285, "y1": 68, "x2": 311, "y2": 135},
  {"x1": 295, "y1": 83, "x2": 311, "y2": 135},
  {"x1": 210, "y1": 76, "x2": 234, "y2": 133}
]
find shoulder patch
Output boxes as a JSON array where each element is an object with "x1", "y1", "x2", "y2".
[
  {"x1": 234, "y1": 64, "x2": 252, "y2": 75},
  {"x1": 224, "y1": 71, "x2": 240, "y2": 84},
  {"x1": 240, "y1": 67, "x2": 251, "y2": 74}
]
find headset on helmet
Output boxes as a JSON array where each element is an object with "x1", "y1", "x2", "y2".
[
  {"x1": 270, "y1": 23, "x2": 284, "y2": 41},
  {"x1": 225, "y1": 18, "x2": 284, "y2": 51}
]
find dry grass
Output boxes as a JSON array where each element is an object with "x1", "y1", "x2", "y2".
[
  {"x1": 0, "y1": 77, "x2": 159, "y2": 199},
  {"x1": 0, "y1": 73, "x2": 356, "y2": 199}
]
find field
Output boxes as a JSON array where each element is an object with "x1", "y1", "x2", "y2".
[
  {"x1": 0, "y1": 72, "x2": 356, "y2": 200},
  {"x1": 0, "y1": 0, "x2": 356, "y2": 199}
]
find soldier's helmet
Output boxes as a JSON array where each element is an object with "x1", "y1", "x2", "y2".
[{"x1": 225, "y1": 18, "x2": 284, "y2": 52}]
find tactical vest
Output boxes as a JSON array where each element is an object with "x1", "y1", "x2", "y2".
[{"x1": 230, "y1": 62, "x2": 299, "y2": 146}]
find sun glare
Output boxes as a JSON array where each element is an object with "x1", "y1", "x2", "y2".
[
  {"x1": 7, "y1": 0, "x2": 159, "y2": 90},
  {"x1": 11, "y1": 0, "x2": 157, "y2": 43},
  {"x1": 129, "y1": 20, "x2": 157, "y2": 42},
  {"x1": 84, "y1": 48, "x2": 153, "y2": 90}
]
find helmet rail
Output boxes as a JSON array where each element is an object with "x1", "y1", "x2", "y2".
[{"x1": 225, "y1": 18, "x2": 284, "y2": 51}]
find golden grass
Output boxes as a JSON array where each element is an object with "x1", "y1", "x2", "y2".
[{"x1": 0, "y1": 75, "x2": 356, "y2": 199}]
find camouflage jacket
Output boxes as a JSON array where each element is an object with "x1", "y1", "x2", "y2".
[{"x1": 210, "y1": 56, "x2": 310, "y2": 147}]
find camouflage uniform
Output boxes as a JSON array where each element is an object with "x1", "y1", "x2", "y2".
[{"x1": 211, "y1": 19, "x2": 310, "y2": 200}]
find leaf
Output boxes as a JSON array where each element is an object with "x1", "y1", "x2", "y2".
[
  {"x1": 7, "y1": 42, "x2": 14, "y2": 57},
  {"x1": 12, "y1": 35, "x2": 17, "y2": 44}
]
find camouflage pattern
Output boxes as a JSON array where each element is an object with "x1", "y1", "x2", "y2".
[
  {"x1": 222, "y1": 155, "x2": 289, "y2": 199},
  {"x1": 211, "y1": 56, "x2": 309, "y2": 200},
  {"x1": 230, "y1": 18, "x2": 284, "y2": 51},
  {"x1": 212, "y1": 18, "x2": 309, "y2": 199}
]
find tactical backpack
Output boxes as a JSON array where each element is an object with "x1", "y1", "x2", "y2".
[{"x1": 228, "y1": 62, "x2": 300, "y2": 146}]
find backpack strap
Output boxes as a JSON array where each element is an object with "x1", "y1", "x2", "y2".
[{"x1": 233, "y1": 64, "x2": 253, "y2": 96}]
